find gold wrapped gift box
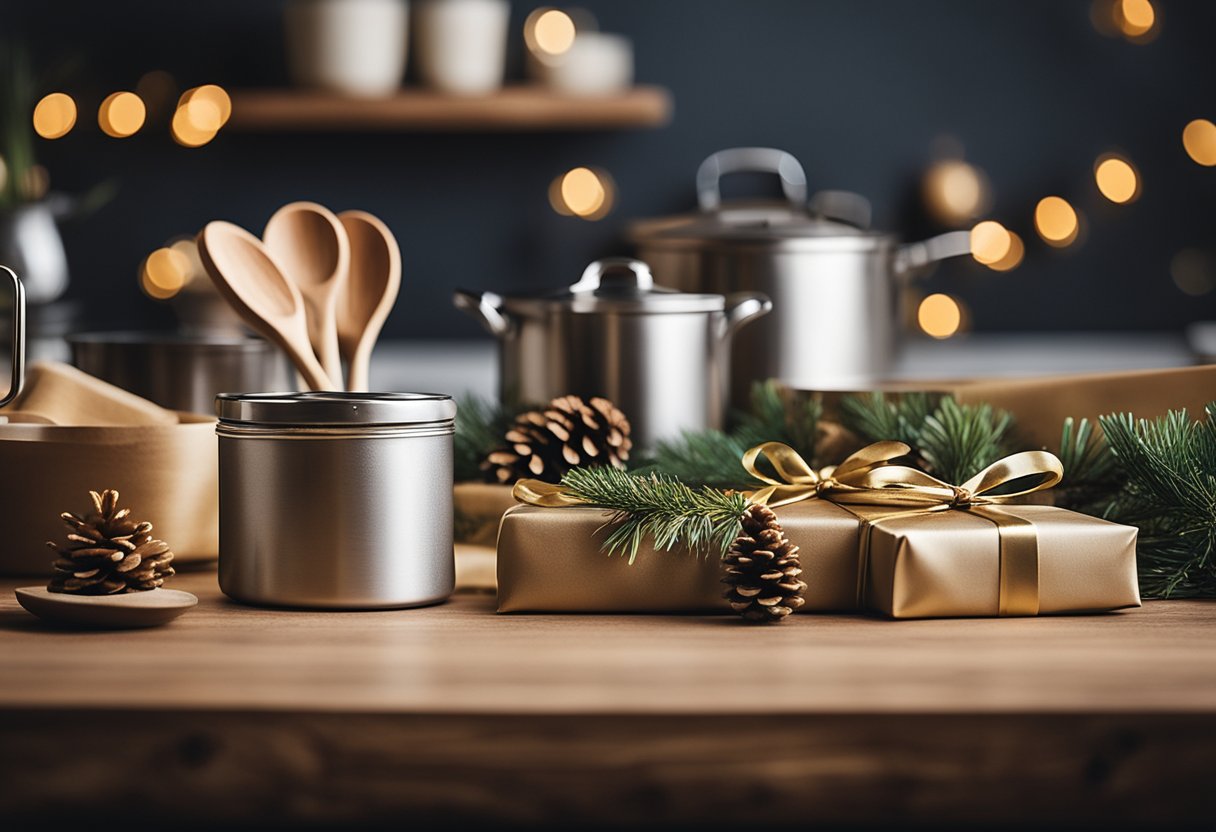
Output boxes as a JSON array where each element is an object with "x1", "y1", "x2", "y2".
[
  {"x1": 497, "y1": 440, "x2": 1142, "y2": 618},
  {"x1": 495, "y1": 499, "x2": 1141, "y2": 617}
]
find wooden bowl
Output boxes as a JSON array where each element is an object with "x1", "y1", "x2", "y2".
[{"x1": 0, "y1": 414, "x2": 218, "y2": 576}]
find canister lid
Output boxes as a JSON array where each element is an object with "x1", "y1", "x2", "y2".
[
  {"x1": 500, "y1": 258, "x2": 727, "y2": 315},
  {"x1": 216, "y1": 392, "x2": 457, "y2": 426}
]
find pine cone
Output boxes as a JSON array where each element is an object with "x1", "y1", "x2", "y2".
[
  {"x1": 482, "y1": 395, "x2": 632, "y2": 484},
  {"x1": 47, "y1": 490, "x2": 176, "y2": 595},
  {"x1": 722, "y1": 504, "x2": 806, "y2": 623}
]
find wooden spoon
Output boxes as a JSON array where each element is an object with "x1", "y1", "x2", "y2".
[
  {"x1": 197, "y1": 221, "x2": 334, "y2": 391},
  {"x1": 263, "y1": 202, "x2": 350, "y2": 388},
  {"x1": 337, "y1": 211, "x2": 401, "y2": 391}
]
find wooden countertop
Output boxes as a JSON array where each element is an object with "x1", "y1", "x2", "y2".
[{"x1": 3, "y1": 570, "x2": 1215, "y2": 828}]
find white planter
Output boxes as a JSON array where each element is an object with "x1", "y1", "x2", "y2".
[
  {"x1": 414, "y1": 0, "x2": 510, "y2": 95},
  {"x1": 285, "y1": 0, "x2": 410, "y2": 97}
]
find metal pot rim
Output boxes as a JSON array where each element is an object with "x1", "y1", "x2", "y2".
[{"x1": 69, "y1": 331, "x2": 274, "y2": 353}]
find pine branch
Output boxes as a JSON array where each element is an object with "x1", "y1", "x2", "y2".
[
  {"x1": 840, "y1": 391, "x2": 936, "y2": 450},
  {"x1": 1052, "y1": 416, "x2": 1121, "y2": 515},
  {"x1": 1099, "y1": 404, "x2": 1216, "y2": 598},
  {"x1": 732, "y1": 379, "x2": 823, "y2": 462},
  {"x1": 559, "y1": 466, "x2": 750, "y2": 564},
  {"x1": 632, "y1": 429, "x2": 756, "y2": 489},
  {"x1": 453, "y1": 394, "x2": 516, "y2": 482},
  {"x1": 918, "y1": 397, "x2": 1013, "y2": 484}
]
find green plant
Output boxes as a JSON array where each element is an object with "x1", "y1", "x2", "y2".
[
  {"x1": 1100, "y1": 403, "x2": 1216, "y2": 598},
  {"x1": 453, "y1": 394, "x2": 518, "y2": 482},
  {"x1": 0, "y1": 43, "x2": 37, "y2": 211}
]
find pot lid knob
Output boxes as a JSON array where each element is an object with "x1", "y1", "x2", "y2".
[{"x1": 569, "y1": 257, "x2": 655, "y2": 294}]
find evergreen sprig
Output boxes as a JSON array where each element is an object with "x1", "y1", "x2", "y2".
[
  {"x1": 453, "y1": 394, "x2": 517, "y2": 482},
  {"x1": 1100, "y1": 403, "x2": 1216, "y2": 598},
  {"x1": 559, "y1": 466, "x2": 750, "y2": 564},
  {"x1": 841, "y1": 392, "x2": 1011, "y2": 483},
  {"x1": 634, "y1": 380, "x2": 822, "y2": 487},
  {"x1": 1052, "y1": 417, "x2": 1121, "y2": 515}
]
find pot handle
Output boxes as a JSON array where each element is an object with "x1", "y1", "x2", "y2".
[
  {"x1": 696, "y1": 148, "x2": 808, "y2": 212},
  {"x1": 569, "y1": 257, "x2": 655, "y2": 293},
  {"x1": 453, "y1": 289, "x2": 512, "y2": 338},
  {"x1": 719, "y1": 292, "x2": 772, "y2": 340},
  {"x1": 894, "y1": 230, "x2": 972, "y2": 279},
  {"x1": 0, "y1": 266, "x2": 25, "y2": 408},
  {"x1": 808, "y1": 189, "x2": 872, "y2": 230}
]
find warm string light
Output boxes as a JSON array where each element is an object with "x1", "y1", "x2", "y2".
[
  {"x1": 524, "y1": 8, "x2": 577, "y2": 61},
  {"x1": 923, "y1": 159, "x2": 991, "y2": 226},
  {"x1": 140, "y1": 247, "x2": 192, "y2": 300},
  {"x1": 986, "y1": 231, "x2": 1024, "y2": 272},
  {"x1": 1183, "y1": 119, "x2": 1216, "y2": 167},
  {"x1": 549, "y1": 166, "x2": 615, "y2": 220},
  {"x1": 917, "y1": 293, "x2": 964, "y2": 339},
  {"x1": 171, "y1": 85, "x2": 231, "y2": 147},
  {"x1": 1092, "y1": 0, "x2": 1158, "y2": 42},
  {"x1": 1034, "y1": 196, "x2": 1079, "y2": 247},
  {"x1": 1093, "y1": 154, "x2": 1140, "y2": 203},
  {"x1": 969, "y1": 220, "x2": 1012, "y2": 265},
  {"x1": 32, "y1": 92, "x2": 77, "y2": 139},
  {"x1": 98, "y1": 91, "x2": 146, "y2": 138}
]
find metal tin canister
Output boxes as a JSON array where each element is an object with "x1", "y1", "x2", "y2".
[{"x1": 216, "y1": 392, "x2": 456, "y2": 609}]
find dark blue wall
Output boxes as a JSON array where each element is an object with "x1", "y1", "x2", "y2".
[{"x1": 14, "y1": 0, "x2": 1216, "y2": 338}]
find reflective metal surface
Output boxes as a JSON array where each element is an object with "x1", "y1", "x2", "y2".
[
  {"x1": 216, "y1": 392, "x2": 455, "y2": 609},
  {"x1": 455, "y1": 258, "x2": 769, "y2": 450},
  {"x1": 630, "y1": 147, "x2": 971, "y2": 401},
  {"x1": 70, "y1": 332, "x2": 295, "y2": 415},
  {"x1": 0, "y1": 266, "x2": 25, "y2": 407}
]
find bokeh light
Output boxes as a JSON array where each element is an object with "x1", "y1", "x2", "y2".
[
  {"x1": 1034, "y1": 196, "x2": 1079, "y2": 246},
  {"x1": 969, "y1": 220, "x2": 1012, "y2": 265},
  {"x1": 141, "y1": 247, "x2": 192, "y2": 300},
  {"x1": 986, "y1": 231, "x2": 1025, "y2": 272},
  {"x1": 98, "y1": 91, "x2": 146, "y2": 138},
  {"x1": 1183, "y1": 119, "x2": 1216, "y2": 166},
  {"x1": 1094, "y1": 154, "x2": 1140, "y2": 203},
  {"x1": 179, "y1": 85, "x2": 232, "y2": 129},
  {"x1": 525, "y1": 8, "x2": 577, "y2": 58},
  {"x1": 32, "y1": 93, "x2": 77, "y2": 139},
  {"x1": 918, "y1": 293, "x2": 963, "y2": 339},
  {"x1": 550, "y1": 166, "x2": 615, "y2": 220},
  {"x1": 1171, "y1": 249, "x2": 1216, "y2": 296},
  {"x1": 923, "y1": 159, "x2": 991, "y2": 226},
  {"x1": 171, "y1": 105, "x2": 218, "y2": 147},
  {"x1": 1117, "y1": 0, "x2": 1155, "y2": 36}
]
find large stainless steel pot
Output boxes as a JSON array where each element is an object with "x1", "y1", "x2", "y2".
[
  {"x1": 454, "y1": 257, "x2": 770, "y2": 450},
  {"x1": 629, "y1": 147, "x2": 971, "y2": 402}
]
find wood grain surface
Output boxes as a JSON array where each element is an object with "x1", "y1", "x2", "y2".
[
  {"x1": 227, "y1": 86, "x2": 673, "y2": 131},
  {"x1": 2, "y1": 571, "x2": 1215, "y2": 827}
]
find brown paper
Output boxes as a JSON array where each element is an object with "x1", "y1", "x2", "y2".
[
  {"x1": 861, "y1": 504, "x2": 1140, "y2": 618},
  {"x1": 0, "y1": 414, "x2": 218, "y2": 576},
  {"x1": 495, "y1": 500, "x2": 866, "y2": 613},
  {"x1": 454, "y1": 482, "x2": 519, "y2": 546}
]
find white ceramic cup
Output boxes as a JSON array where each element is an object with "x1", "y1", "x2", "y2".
[
  {"x1": 285, "y1": 0, "x2": 410, "y2": 97},
  {"x1": 543, "y1": 32, "x2": 634, "y2": 96},
  {"x1": 413, "y1": 0, "x2": 510, "y2": 95}
]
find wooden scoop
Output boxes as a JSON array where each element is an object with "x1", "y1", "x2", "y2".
[
  {"x1": 263, "y1": 202, "x2": 349, "y2": 388},
  {"x1": 197, "y1": 221, "x2": 334, "y2": 391},
  {"x1": 337, "y1": 211, "x2": 401, "y2": 392}
]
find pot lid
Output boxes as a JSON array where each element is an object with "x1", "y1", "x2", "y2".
[
  {"x1": 498, "y1": 258, "x2": 727, "y2": 314},
  {"x1": 628, "y1": 147, "x2": 891, "y2": 251},
  {"x1": 216, "y1": 392, "x2": 457, "y2": 426}
]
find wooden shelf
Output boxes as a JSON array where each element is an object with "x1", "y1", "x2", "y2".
[{"x1": 226, "y1": 85, "x2": 672, "y2": 132}]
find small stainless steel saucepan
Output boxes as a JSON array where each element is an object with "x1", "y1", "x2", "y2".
[{"x1": 455, "y1": 257, "x2": 770, "y2": 451}]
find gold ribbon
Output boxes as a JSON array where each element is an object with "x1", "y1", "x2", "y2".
[{"x1": 511, "y1": 478, "x2": 589, "y2": 507}]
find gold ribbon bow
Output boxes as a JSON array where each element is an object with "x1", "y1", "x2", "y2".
[
  {"x1": 512, "y1": 478, "x2": 589, "y2": 507},
  {"x1": 743, "y1": 440, "x2": 912, "y2": 507}
]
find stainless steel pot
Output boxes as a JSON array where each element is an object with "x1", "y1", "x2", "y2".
[
  {"x1": 69, "y1": 332, "x2": 295, "y2": 414},
  {"x1": 216, "y1": 392, "x2": 456, "y2": 609},
  {"x1": 454, "y1": 257, "x2": 770, "y2": 450},
  {"x1": 629, "y1": 147, "x2": 971, "y2": 401}
]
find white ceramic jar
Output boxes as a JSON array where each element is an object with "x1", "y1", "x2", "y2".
[
  {"x1": 284, "y1": 0, "x2": 410, "y2": 97},
  {"x1": 544, "y1": 33, "x2": 634, "y2": 95},
  {"x1": 413, "y1": 0, "x2": 510, "y2": 95}
]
